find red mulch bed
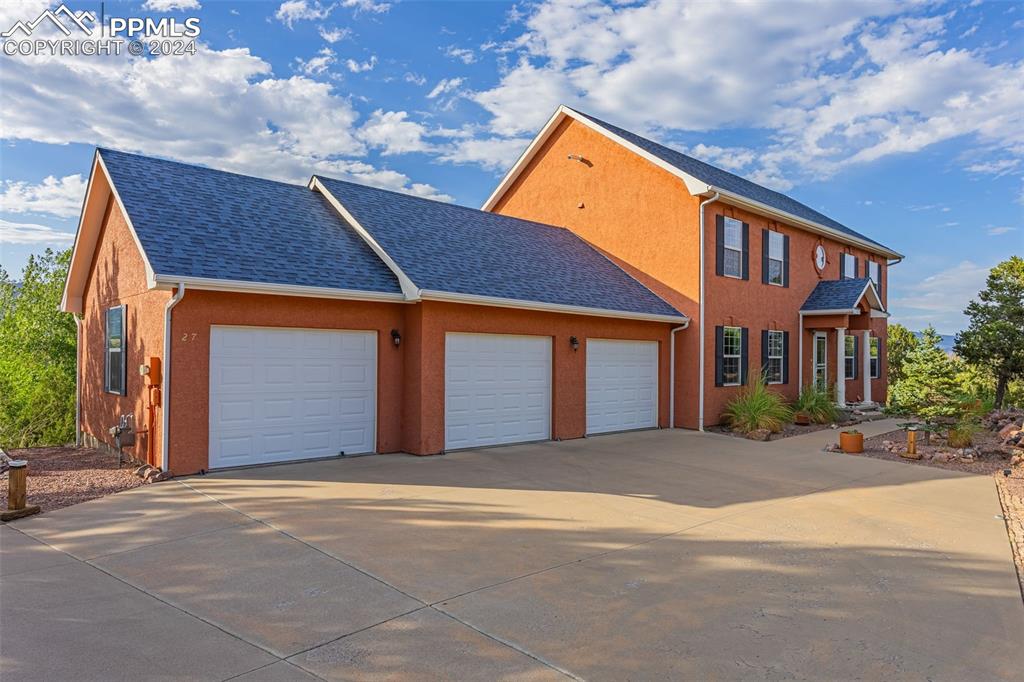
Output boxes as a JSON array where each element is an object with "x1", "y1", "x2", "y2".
[{"x1": 1, "y1": 446, "x2": 144, "y2": 514}]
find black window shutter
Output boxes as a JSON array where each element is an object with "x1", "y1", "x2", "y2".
[
  {"x1": 104, "y1": 309, "x2": 110, "y2": 393},
  {"x1": 761, "y1": 229, "x2": 770, "y2": 284},
  {"x1": 120, "y1": 304, "x2": 127, "y2": 396},
  {"x1": 715, "y1": 215, "x2": 725, "y2": 277},
  {"x1": 741, "y1": 223, "x2": 750, "y2": 280},
  {"x1": 782, "y1": 331, "x2": 790, "y2": 384},
  {"x1": 864, "y1": 259, "x2": 870, "y2": 277},
  {"x1": 740, "y1": 327, "x2": 749, "y2": 385},
  {"x1": 840, "y1": 254, "x2": 846, "y2": 279},
  {"x1": 714, "y1": 326, "x2": 724, "y2": 387},
  {"x1": 782, "y1": 235, "x2": 790, "y2": 288},
  {"x1": 854, "y1": 257, "x2": 859, "y2": 279},
  {"x1": 761, "y1": 329, "x2": 769, "y2": 376},
  {"x1": 852, "y1": 334, "x2": 859, "y2": 380}
]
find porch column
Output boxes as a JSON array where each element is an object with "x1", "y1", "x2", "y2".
[
  {"x1": 862, "y1": 329, "x2": 872, "y2": 405},
  {"x1": 835, "y1": 327, "x2": 846, "y2": 407}
]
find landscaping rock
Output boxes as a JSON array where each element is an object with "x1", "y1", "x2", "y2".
[
  {"x1": 999, "y1": 423, "x2": 1021, "y2": 440},
  {"x1": 932, "y1": 452, "x2": 950, "y2": 463},
  {"x1": 746, "y1": 428, "x2": 772, "y2": 442},
  {"x1": 134, "y1": 464, "x2": 156, "y2": 479},
  {"x1": 151, "y1": 470, "x2": 174, "y2": 482}
]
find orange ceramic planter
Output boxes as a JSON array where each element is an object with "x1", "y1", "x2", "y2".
[{"x1": 839, "y1": 431, "x2": 864, "y2": 453}]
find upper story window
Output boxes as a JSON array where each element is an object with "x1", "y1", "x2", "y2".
[
  {"x1": 867, "y1": 260, "x2": 882, "y2": 290},
  {"x1": 764, "y1": 230, "x2": 787, "y2": 286},
  {"x1": 722, "y1": 217, "x2": 743, "y2": 278},
  {"x1": 105, "y1": 305, "x2": 126, "y2": 395},
  {"x1": 841, "y1": 253, "x2": 858, "y2": 279}
]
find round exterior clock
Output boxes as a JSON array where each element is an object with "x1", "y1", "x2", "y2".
[{"x1": 814, "y1": 244, "x2": 826, "y2": 273}]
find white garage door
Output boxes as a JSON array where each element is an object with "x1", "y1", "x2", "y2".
[
  {"x1": 445, "y1": 333, "x2": 551, "y2": 450},
  {"x1": 586, "y1": 339, "x2": 658, "y2": 435},
  {"x1": 209, "y1": 327, "x2": 376, "y2": 468}
]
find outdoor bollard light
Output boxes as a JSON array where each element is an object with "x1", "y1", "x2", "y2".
[
  {"x1": 906, "y1": 426, "x2": 917, "y2": 456},
  {"x1": 391, "y1": 329, "x2": 401, "y2": 347},
  {"x1": 570, "y1": 335, "x2": 580, "y2": 351},
  {"x1": 2, "y1": 460, "x2": 41, "y2": 521}
]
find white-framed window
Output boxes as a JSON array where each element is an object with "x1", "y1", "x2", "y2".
[
  {"x1": 105, "y1": 305, "x2": 126, "y2": 395},
  {"x1": 722, "y1": 326, "x2": 742, "y2": 386},
  {"x1": 867, "y1": 260, "x2": 882, "y2": 289},
  {"x1": 870, "y1": 337, "x2": 880, "y2": 379},
  {"x1": 723, "y1": 217, "x2": 743, "y2": 278},
  {"x1": 767, "y1": 231, "x2": 784, "y2": 286},
  {"x1": 765, "y1": 330, "x2": 784, "y2": 384},
  {"x1": 844, "y1": 334, "x2": 857, "y2": 378},
  {"x1": 842, "y1": 253, "x2": 857, "y2": 279}
]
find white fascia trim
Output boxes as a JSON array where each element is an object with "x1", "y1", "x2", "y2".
[
  {"x1": 308, "y1": 177, "x2": 421, "y2": 300},
  {"x1": 61, "y1": 152, "x2": 159, "y2": 313},
  {"x1": 870, "y1": 309, "x2": 891, "y2": 319},
  {"x1": 800, "y1": 308, "x2": 860, "y2": 315},
  {"x1": 419, "y1": 289, "x2": 689, "y2": 324},
  {"x1": 151, "y1": 275, "x2": 407, "y2": 302},
  {"x1": 706, "y1": 187, "x2": 903, "y2": 260}
]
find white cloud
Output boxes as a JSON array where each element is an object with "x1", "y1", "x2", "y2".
[
  {"x1": 404, "y1": 72, "x2": 426, "y2": 86},
  {"x1": 345, "y1": 55, "x2": 377, "y2": 73},
  {"x1": 141, "y1": 0, "x2": 201, "y2": 11},
  {"x1": 0, "y1": 41, "x2": 448, "y2": 199},
  {"x1": 318, "y1": 26, "x2": 351, "y2": 43},
  {"x1": 359, "y1": 110, "x2": 436, "y2": 155},
  {"x1": 1, "y1": 174, "x2": 87, "y2": 218},
  {"x1": 463, "y1": 1, "x2": 1024, "y2": 186},
  {"x1": 0, "y1": 219, "x2": 75, "y2": 245},
  {"x1": 889, "y1": 260, "x2": 992, "y2": 332},
  {"x1": 438, "y1": 136, "x2": 531, "y2": 172},
  {"x1": 987, "y1": 226, "x2": 1016, "y2": 236},
  {"x1": 275, "y1": 0, "x2": 332, "y2": 28},
  {"x1": 427, "y1": 77, "x2": 464, "y2": 99},
  {"x1": 444, "y1": 45, "x2": 476, "y2": 64},
  {"x1": 965, "y1": 158, "x2": 1020, "y2": 176},
  {"x1": 340, "y1": 0, "x2": 390, "y2": 13},
  {"x1": 295, "y1": 47, "x2": 336, "y2": 76}
]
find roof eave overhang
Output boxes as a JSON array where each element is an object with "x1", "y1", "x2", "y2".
[
  {"x1": 151, "y1": 275, "x2": 407, "y2": 302},
  {"x1": 799, "y1": 308, "x2": 860, "y2": 316},
  {"x1": 419, "y1": 289, "x2": 688, "y2": 324},
  {"x1": 480, "y1": 105, "x2": 902, "y2": 261}
]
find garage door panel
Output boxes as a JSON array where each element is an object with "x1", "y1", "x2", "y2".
[
  {"x1": 445, "y1": 333, "x2": 551, "y2": 450},
  {"x1": 210, "y1": 327, "x2": 376, "y2": 468},
  {"x1": 587, "y1": 339, "x2": 658, "y2": 435}
]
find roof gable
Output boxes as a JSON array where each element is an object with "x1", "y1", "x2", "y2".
[
  {"x1": 483, "y1": 106, "x2": 901, "y2": 259},
  {"x1": 801, "y1": 278, "x2": 884, "y2": 313},
  {"x1": 313, "y1": 176, "x2": 684, "y2": 321}
]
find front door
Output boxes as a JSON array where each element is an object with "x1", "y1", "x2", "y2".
[{"x1": 813, "y1": 332, "x2": 828, "y2": 391}]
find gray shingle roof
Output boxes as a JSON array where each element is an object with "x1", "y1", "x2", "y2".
[
  {"x1": 801, "y1": 278, "x2": 874, "y2": 312},
  {"x1": 99, "y1": 149, "x2": 402, "y2": 294},
  {"x1": 315, "y1": 176, "x2": 684, "y2": 319},
  {"x1": 569, "y1": 109, "x2": 895, "y2": 255}
]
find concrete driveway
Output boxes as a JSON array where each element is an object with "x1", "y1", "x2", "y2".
[{"x1": 3, "y1": 420, "x2": 1022, "y2": 681}]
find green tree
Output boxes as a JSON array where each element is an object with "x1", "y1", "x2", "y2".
[
  {"x1": 889, "y1": 326, "x2": 961, "y2": 421},
  {"x1": 954, "y1": 256, "x2": 1024, "y2": 409},
  {"x1": 886, "y1": 322, "x2": 919, "y2": 385},
  {"x1": 0, "y1": 249, "x2": 77, "y2": 447}
]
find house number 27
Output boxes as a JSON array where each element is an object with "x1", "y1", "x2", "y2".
[{"x1": 180, "y1": 332, "x2": 199, "y2": 342}]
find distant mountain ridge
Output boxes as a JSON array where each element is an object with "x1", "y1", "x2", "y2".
[{"x1": 915, "y1": 331, "x2": 956, "y2": 353}]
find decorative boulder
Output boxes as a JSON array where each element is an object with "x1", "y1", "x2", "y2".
[{"x1": 746, "y1": 429, "x2": 772, "y2": 442}]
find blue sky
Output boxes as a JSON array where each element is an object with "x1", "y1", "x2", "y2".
[{"x1": 1, "y1": 0, "x2": 1021, "y2": 333}]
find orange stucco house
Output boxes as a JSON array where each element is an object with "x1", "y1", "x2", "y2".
[{"x1": 62, "y1": 106, "x2": 900, "y2": 475}]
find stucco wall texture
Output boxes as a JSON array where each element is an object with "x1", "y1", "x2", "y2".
[{"x1": 491, "y1": 117, "x2": 888, "y2": 427}]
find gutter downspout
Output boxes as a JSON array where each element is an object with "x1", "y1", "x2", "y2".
[
  {"x1": 74, "y1": 314, "x2": 83, "y2": 446},
  {"x1": 161, "y1": 283, "x2": 186, "y2": 471},
  {"x1": 697, "y1": 191, "x2": 720, "y2": 432},
  {"x1": 798, "y1": 311, "x2": 804, "y2": 389},
  {"x1": 669, "y1": 320, "x2": 690, "y2": 429}
]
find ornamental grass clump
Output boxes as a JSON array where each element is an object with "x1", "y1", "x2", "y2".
[
  {"x1": 723, "y1": 373, "x2": 793, "y2": 434},
  {"x1": 793, "y1": 385, "x2": 838, "y2": 424}
]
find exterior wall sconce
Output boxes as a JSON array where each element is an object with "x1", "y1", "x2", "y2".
[
  {"x1": 570, "y1": 336, "x2": 580, "y2": 351},
  {"x1": 391, "y1": 329, "x2": 401, "y2": 347}
]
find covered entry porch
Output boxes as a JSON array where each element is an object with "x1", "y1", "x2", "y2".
[{"x1": 798, "y1": 278, "x2": 888, "y2": 407}]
